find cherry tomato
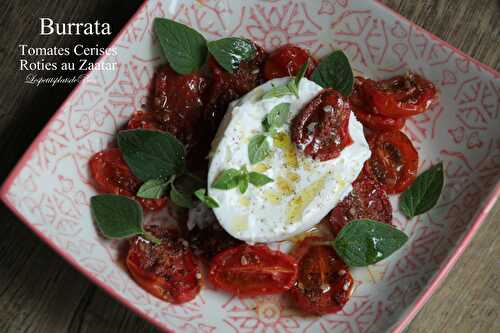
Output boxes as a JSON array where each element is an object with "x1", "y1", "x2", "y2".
[
  {"x1": 363, "y1": 131, "x2": 418, "y2": 194},
  {"x1": 350, "y1": 78, "x2": 406, "y2": 131},
  {"x1": 89, "y1": 148, "x2": 166, "y2": 211},
  {"x1": 208, "y1": 244, "x2": 298, "y2": 297},
  {"x1": 361, "y1": 72, "x2": 437, "y2": 117},
  {"x1": 204, "y1": 42, "x2": 266, "y2": 134},
  {"x1": 263, "y1": 44, "x2": 317, "y2": 80},
  {"x1": 289, "y1": 237, "x2": 353, "y2": 315},
  {"x1": 324, "y1": 176, "x2": 393, "y2": 236},
  {"x1": 151, "y1": 64, "x2": 208, "y2": 150},
  {"x1": 126, "y1": 226, "x2": 202, "y2": 304},
  {"x1": 127, "y1": 111, "x2": 162, "y2": 130},
  {"x1": 292, "y1": 88, "x2": 352, "y2": 161}
]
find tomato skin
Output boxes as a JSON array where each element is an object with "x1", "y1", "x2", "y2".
[
  {"x1": 89, "y1": 148, "x2": 167, "y2": 211},
  {"x1": 289, "y1": 237, "x2": 353, "y2": 315},
  {"x1": 361, "y1": 73, "x2": 437, "y2": 117},
  {"x1": 208, "y1": 244, "x2": 298, "y2": 297},
  {"x1": 126, "y1": 226, "x2": 202, "y2": 304},
  {"x1": 127, "y1": 111, "x2": 162, "y2": 130},
  {"x1": 350, "y1": 77, "x2": 406, "y2": 131},
  {"x1": 324, "y1": 176, "x2": 393, "y2": 236},
  {"x1": 204, "y1": 42, "x2": 267, "y2": 133},
  {"x1": 363, "y1": 131, "x2": 418, "y2": 194},
  {"x1": 263, "y1": 44, "x2": 317, "y2": 80},
  {"x1": 151, "y1": 64, "x2": 208, "y2": 150},
  {"x1": 292, "y1": 88, "x2": 352, "y2": 161}
]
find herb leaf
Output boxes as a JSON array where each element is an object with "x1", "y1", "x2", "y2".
[
  {"x1": 137, "y1": 178, "x2": 169, "y2": 199},
  {"x1": 263, "y1": 103, "x2": 290, "y2": 131},
  {"x1": 170, "y1": 184, "x2": 194, "y2": 208},
  {"x1": 262, "y1": 84, "x2": 295, "y2": 100},
  {"x1": 294, "y1": 58, "x2": 309, "y2": 87},
  {"x1": 333, "y1": 219, "x2": 408, "y2": 267},
  {"x1": 118, "y1": 129, "x2": 185, "y2": 181},
  {"x1": 212, "y1": 168, "x2": 241, "y2": 190},
  {"x1": 194, "y1": 189, "x2": 219, "y2": 208},
  {"x1": 154, "y1": 18, "x2": 207, "y2": 75},
  {"x1": 207, "y1": 37, "x2": 256, "y2": 73},
  {"x1": 248, "y1": 134, "x2": 271, "y2": 164},
  {"x1": 238, "y1": 172, "x2": 249, "y2": 194},
  {"x1": 249, "y1": 172, "x2": 273, "y2": 187},
  {"x1": 91, "y1": 194, "x2": 144, "y2": 239},
  {"x1": 400, "y1": 163, "x2": 444, "y2": 218},
  {"x1": 311, "y1": 50, "x2": 354, "y2": 96}
]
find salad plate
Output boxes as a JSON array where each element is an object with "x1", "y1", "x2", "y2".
[{"x1": 1, "y1": 1, "x2": 499, "y2": 332}]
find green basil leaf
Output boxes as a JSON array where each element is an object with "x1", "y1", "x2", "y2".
[
  {"x1": 238, "y1": 173, "x2": 249, "y2": 194},
  {"x1": 262, "y1": 84, "x2": 295, "y2": 100},
  {"x1": 154, "y1": 18, "x2": 207, "y2": 75},
  {"x1": 212, "y1": 168, "x2": 241, "y2": 190},
  {"x1": 263, "y1": 103, "x2": 290, "y2": 131},
  {"x1": 400, "y1": 163, "x2": 444, "y2": 218},
  {"x1": 137, "y1": 178, "x2": 169, "y2": 199},
  {"x1": 311, "y1": 50, "x2": 354, "y2": 96},
  {"x1": 207, "y1": 37, "x2": 256, "y2": 73},
  {"x1": 248, "y1": 172, "x2": 273, "y2": 187},
  {"x1": 248, "y1": 134, "x2": 271, "y2": 164},
  {"x1": 287, "y1": 80, "x2": 299, "y2": 98},
  {"x1": 90, "y1": 194, "x2": 144, "y2": 239},
  {"x1": 118, "y1": 129, "x2": 185, "y2": 181},
  {"x1": 333, "y1": 219, "x2": 408, "y2": 267},
  {"x1": 170, "y1": 184, "x2": 194, "y2": 208},
  {"x1": 194, "y1": 188, "x2": 220, "y2": 208},
  {"x1": 294, "y1": 58, "x2": 309, "y2": 87}
]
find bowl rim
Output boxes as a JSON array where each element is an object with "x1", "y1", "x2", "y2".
[{"x1": 1, "y1": 1, "x2": 499, "y2": 332}]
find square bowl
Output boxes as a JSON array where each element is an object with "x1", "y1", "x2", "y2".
[{"x1": 2, "y1": 0, "x2": 499, "y2": 332}]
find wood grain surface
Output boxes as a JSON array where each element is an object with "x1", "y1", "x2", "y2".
[{"x1": 0, "y1": 0, "x2": 498, "y2": 332}]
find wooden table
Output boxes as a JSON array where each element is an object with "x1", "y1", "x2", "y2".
[{"x1": 0, "y1": 1, "x2": 498, "y2": 332}]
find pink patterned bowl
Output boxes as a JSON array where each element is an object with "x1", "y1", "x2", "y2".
[{"x1": 1, "y1": 1, "x2": 499, "y2": 332}]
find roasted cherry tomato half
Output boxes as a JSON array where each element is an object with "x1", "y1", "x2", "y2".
[
  {"x1": 263, "y1": 43, "x2": 317, "y2": 80},
  {"x1": 324, "y1": 175, "x2": 393, "y2": 236},
  {"x1": 361, "y1": 72, "x2": 437, "y2": 117},
  {"x1": 204, "y1": 43, "x2": 267, "y2": 133},
  {"x1": 126, "y1": 226, "x2": 202, "y2": 304},
  {"x1": 208, "y1": 244, "x2": 298, "y2": 297},
  {"x1": 89, "y1": 148, "x2": 166, "y2": 211},
  {"x1": 351, "y1": 78, "x2": 406, "y2": 131},
  {"x1": 151, "y1": 64, "x2": 208, "y2": 150},
  {"x1": 127, "y1": 111, "x2": 162, "y2": 130},
  {"x1": 363, "y1": 131, "x2": 418, "y2": 194},
  {"x1": 292, "y1": 88, "x2": 353, "y2": 161},
  {"x1": 289, "y1": 237, "x2": 353, "y2": 315}
]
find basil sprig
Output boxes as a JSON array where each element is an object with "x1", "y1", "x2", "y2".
[
  {"x1": 248, "y1": 103, "x2": 291, "y2": 164},
  {"x1": 194, "y1": 189, "x2": 220, "y2": 208},
  {"x1": 311, "y1": 50, "x2": 354, "y2": 96},
  {"x1": 91, "y1": 194, "x2": 161, "y2": 244},
  {"x1": 400, "y1": 163, "x2": 444, "y2": 218},
  {"x1": 207, "y1": 37, "x2": 256, "y2": 73},
  {"x1": 212, "y1": 165, "x2": 272, "y2": 194},
  {"x1": 262, "y1": 59, "x2": 309, "y2": 99},
  {"x1": 333, "y1": 219, "x2": 408, "y2": 267},
  {"x1": 154, "y1": 18, "x2": 208, "y2": 75}
]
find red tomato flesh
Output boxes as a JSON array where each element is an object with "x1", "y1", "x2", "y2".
[
  {"x1": 208, "y1": 244, "x2": 298, "y2": 297},
  {"x1": 361, "y1": 72, "x2": 437, "y2": 117},
  {"x1": 126, "y1": 226, "x2": 202, "y2": 304},
  {"x1": 289, "y1": 237, "x2": 353, "y2": 315},
  {"x1": 363, "y1": 131, "x2": 418, "y2": 194},
  {"x1": 325, "y1": 176, "x2": 393, "y2": 236},
  {"x1": 89, "y1": 148, "x2": 166, "y2": 211},
  {"x1": 292, "y1": 88, "x2": 352, "y2": 161},
  {"x1": 263, "y1": 43, "x2": 317, "y2": 80}
]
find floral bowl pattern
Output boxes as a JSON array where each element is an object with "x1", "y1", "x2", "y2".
[{"x1": 1, "y1": 0, "x2": 499, "y2": 332}]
